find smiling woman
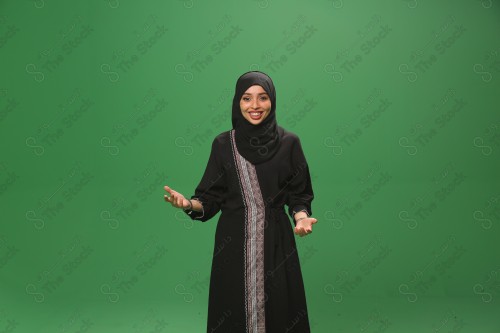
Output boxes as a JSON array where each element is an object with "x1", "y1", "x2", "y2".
[{"x1": 164, "y1": 71, "x2": 317, "y2": 332}]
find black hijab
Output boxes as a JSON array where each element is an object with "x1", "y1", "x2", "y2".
[{"x1": 231, "y1": 71, "x2": 283, "y2": 165}]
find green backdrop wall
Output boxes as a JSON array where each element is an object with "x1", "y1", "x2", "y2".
[{"x1": 1, "y1": 0, "x2": 499, "y2": 332}]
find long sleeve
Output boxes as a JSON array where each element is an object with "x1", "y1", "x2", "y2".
[
  {"x1": 184, "y1": 137, "x2": 226, "y2": 222},
  {"x1": 285, "y1": 135, "x2": 314, "y2": 224}
]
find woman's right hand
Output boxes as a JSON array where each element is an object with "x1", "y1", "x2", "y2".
[{"x1": 164, "y1": 185, "x2": 190, "y2": 209}]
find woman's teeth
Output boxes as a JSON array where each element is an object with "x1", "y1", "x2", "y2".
[{"x1": 249, "y1": 112, "x2": 263, "y2": 119}]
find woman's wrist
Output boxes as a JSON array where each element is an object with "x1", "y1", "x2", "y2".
[
  {"x1": 295, "y1": 216, "x2": 307, "y2": 223},
  {"x1": 183, "y1": 199, "x2": 193, "y2": 211},
  {"x1": 294, "y1": 211, "x2": 308, "y2": 223},
  {"x1": 183, "y1": 198, "x2": 203, "y2": 213}
]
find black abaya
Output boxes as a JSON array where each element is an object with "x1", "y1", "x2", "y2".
[{"x1": 184, "y1": 126, "x2": 314, "y2": 333}]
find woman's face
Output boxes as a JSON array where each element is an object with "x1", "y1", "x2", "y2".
[{"x1": 239, "y1": 85, "x2": 271, "y2": 125}]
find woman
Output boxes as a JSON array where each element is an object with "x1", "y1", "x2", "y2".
[{"x1": 164, "y1": 71, "x2": 317, "y2": 332}]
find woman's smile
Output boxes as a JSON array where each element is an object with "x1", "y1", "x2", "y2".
[{"x1": 248, "y1": 111, "x2": 264, "y2": 120}]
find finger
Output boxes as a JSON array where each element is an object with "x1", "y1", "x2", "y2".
[
  {"x1": 164, "y1": 185, "x2": 172, "y2": 194},
  {"x1": 164, "y1": 194, "x2": 170, "y2": 202},
  {"x1": 311, "y1": 218, "x2": 318, "y2": 224}
]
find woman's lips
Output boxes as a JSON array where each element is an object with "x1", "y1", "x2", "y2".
[{"x1": 249, "y1": 111, "x2": 263, "y2": 120}]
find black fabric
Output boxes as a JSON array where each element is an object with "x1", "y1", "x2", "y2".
[
  {"x1": 231, "y1": 70, "x2": 283, "y2": 165},
  {"x1": 184, "y1": 129, "x2": 314, "y2": 332}
]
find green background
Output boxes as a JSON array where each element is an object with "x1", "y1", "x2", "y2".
[{"x1": 1, "y1": 0, "x2": 499, "y2": 332}]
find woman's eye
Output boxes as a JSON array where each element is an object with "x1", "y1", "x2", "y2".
[{"x1": 242, "y1": 96, "x2": 268, "y2": 102}]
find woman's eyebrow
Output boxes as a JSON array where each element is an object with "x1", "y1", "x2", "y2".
[{"x1": 242, "y1": 92, "x2": 268, "y2": 95}]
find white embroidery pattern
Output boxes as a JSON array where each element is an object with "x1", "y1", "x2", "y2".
[{"x1": 230, "y1": 130, "x2": 266, "y2": 333}]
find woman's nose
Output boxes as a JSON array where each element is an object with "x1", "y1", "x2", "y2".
[{"x1": 251, "y1": 98, "x2": 259, "y2": 109}]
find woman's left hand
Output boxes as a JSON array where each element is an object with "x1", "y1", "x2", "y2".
[{"x1": 294, "y1": 217, "x2": 318, "y2": 237}]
